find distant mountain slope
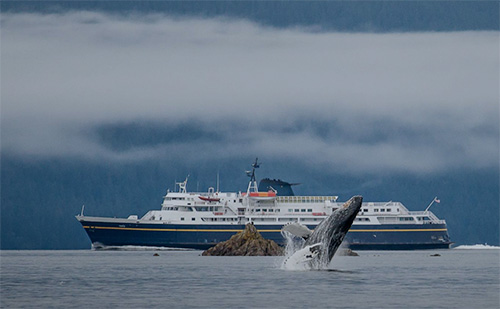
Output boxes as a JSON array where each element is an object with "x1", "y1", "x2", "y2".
[
  {"x1": 1, "y1": 155, "x2": 498, "y2": 249},
  {"x1": 2, "y1": 1, "x2": 498, "y2": 32}
]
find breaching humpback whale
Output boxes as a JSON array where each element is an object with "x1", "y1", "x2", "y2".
[{"x1": 282, "y1": 195, "x2": 363, "y2": 270}]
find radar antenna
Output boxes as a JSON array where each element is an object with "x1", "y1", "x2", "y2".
[{"x1": 176, "y1": 175, "x2": 189, "y2": 193}]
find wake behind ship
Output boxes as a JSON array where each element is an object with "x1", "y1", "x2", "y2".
[{"x1": 76, "y1": 160, "x2": 452, "y2": 250}]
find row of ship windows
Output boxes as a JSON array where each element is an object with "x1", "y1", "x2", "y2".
[
  {"x1": 255, "y1": 208, "x2": 281, "y2": 213},
  {"x1": 165, "y1": 206, "x2": 400, "y2": 213},
  {"x1": 166, "y1": 197, "x2": 243, "y2": 203},
  {"x1": 177, "y1": 217, "x2": 326, "y2": 222},
  {"x1": 364, "y1": 208, "x2": 399, "y2": 213},
  {"x1": 260, "y1": 218, "x2": 322, "y2": 222},
  {"x1": 165, "y1": 216, "x2": 427, "y2": 222},
  {"x1": 376, "y1": 217, "x2": 428, "y2": 221},
  {"x1": 201, "y1": 218, "x2": 239, "y2": 222},
  {"x1": 163, "y1": 206, "x2": 223, "y2": 212},
  {"x1": 167, "y1": 207, "x2": 319, "y2": 213},
  {"x1": 276, "y1": 196, "x2": 337, "y2": 203},
  {"x1": 164, "y1": 207, "x2": 179, "y2": 211},
  {"x1": 166, "y1": 197, "x2": 187, "y2": 201},
  {"x1": 256, "y1": 209, "x2": 315, "y2": 213}
]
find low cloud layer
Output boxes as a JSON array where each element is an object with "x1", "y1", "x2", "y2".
[{"x1": 1, "y1": 12, "x2": 498, "y2": 174}]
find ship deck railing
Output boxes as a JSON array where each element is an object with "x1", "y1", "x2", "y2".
[
  {"x1": 363, "y1": 201, "x2": 405, "y2": 207},
  {"x1": 407, "y1": 211, "x2": 442, "y2": 221}
]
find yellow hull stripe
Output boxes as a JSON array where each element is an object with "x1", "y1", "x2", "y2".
[
  {"x1": 83, "y1": 226, "x2": 246, "y2": 232},
  {"x1": 83, "y1": 226, "x2": 447, "y2": 233},
  {"x1": 351, "y1": 228, "x2": 447, "y2": 232}
]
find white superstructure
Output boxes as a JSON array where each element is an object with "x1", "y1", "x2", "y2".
[{"x1": 135, "y1": 175, "x2": 444, "y2": 227}]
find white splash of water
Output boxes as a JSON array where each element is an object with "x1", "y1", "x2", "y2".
[
  {"x1": 282, "y1": 231, "x2": 306, "y2": 257},
  {"x1": 91, "y1": 244, "x2": 194, "y2": 251},
  {"x1": 453, "y1": 244, "x2": 500, "y2": 250},
  {"x1": 280, "y1": 231, "x2": 312, "y2": 271}
]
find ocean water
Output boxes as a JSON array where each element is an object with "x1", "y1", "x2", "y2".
[{"x1": 1, "y1": 248, "x2": 499, "y2": 308}]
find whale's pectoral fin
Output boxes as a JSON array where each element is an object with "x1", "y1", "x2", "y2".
[
  {"x1": 308, "y1": 243, "x2": 322, "y2": 254},
  {"x1": 281, "y1": 222, "x2": 313, "y2": 239}
]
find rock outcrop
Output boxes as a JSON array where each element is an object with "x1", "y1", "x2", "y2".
[
  {"x1": 202, "y1": 223, "x2": 284, "y2": 256},
  {"x1": 337, "y1": 248, "x2": 359, "y2": 256}
]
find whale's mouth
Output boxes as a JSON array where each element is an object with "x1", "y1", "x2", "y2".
[
  {"x1": 338, "y1": 196, "x2": 363, "y2": 233},
  {"x1": 341, "y1": 196, "x2": 363, "y2": 214}
]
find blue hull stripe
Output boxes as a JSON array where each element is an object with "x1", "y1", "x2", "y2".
[{"x1": 80, "y1": 220, "x2": 452, "y2": 250}]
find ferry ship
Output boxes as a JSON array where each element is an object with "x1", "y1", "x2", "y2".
[{"x1": 76, "y1": 159, "x2": 452, "y2": 250}]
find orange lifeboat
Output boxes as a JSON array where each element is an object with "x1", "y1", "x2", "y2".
[
  {"x1": 198, "y1": 196, "x2": 220, "y2": 202},
  {"x1": 242, "y1": 191, "x2": 277, "y2": 200}
]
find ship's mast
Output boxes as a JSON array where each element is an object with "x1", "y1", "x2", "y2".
[
  {"x1": 176, "y1": 175, "x2": 189, "y2": 193},
  {"x1": 246, "y1": 158, "x2": 260, "y2": 194}
]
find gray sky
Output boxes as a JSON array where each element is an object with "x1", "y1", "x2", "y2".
[{"x1": 2, "y1": 12, "x2": 498, "y2": 174}]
